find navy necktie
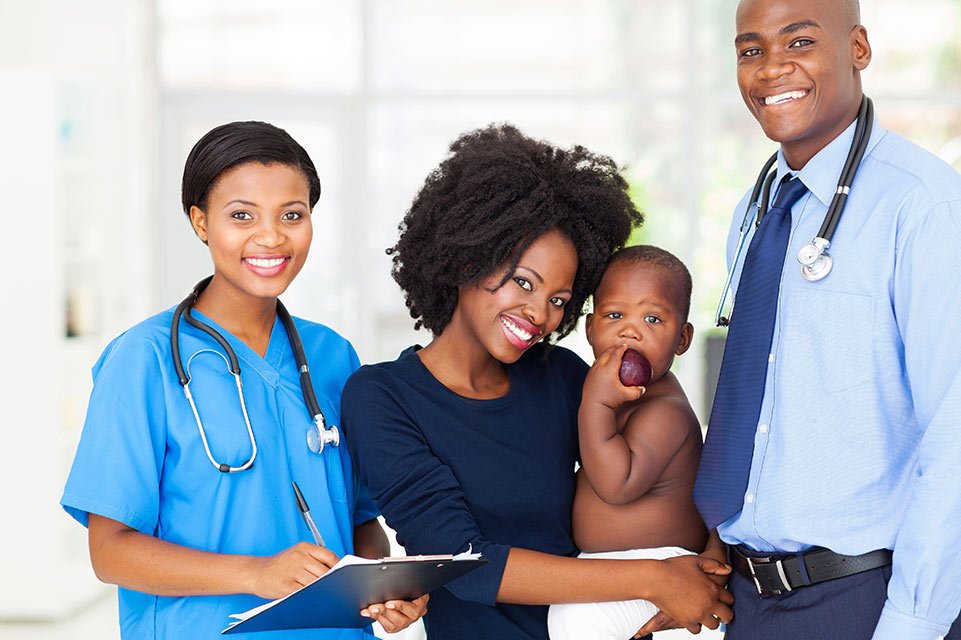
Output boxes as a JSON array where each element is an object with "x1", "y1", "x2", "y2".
[{"x1": 694, "y1": 176, "x2": 809, "y2": 529}]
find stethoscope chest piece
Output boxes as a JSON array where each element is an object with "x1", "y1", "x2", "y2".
[
  {"x1": 307, "y1": 419, "x2": 340, "y2": 454},
  {"x1": 797, "y1": 237, "x2": 833, "y2": 282}
]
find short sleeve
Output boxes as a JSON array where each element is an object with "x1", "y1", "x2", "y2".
[
  {"x1": 341, "y1": 366, "x2": 511, "y2": 605},
  {"x1": 61, "y1": 333, "x2": 168, "y2": 534},
  {"x1": 351, "y1": 481, "x2": 381, "y2": 525}
]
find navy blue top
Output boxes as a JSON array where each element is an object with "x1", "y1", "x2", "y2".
[{"x1": 342, "y1": 344, "x2": 589, "y2": 639}]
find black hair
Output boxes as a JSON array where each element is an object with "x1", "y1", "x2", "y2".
[
  {"x1": 388, "y1": 123, "x2": 642, "y2": 339},
  {"x1": 181, "y1": 121, "x2": 321, "y2": 224},
  {"x1": 607, "y1": 244, "x2": 693, "y2": 320}
]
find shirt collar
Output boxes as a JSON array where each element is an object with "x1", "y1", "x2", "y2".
[{"x1": 775, "y1": 112, "x2": 885, "y2": 208}]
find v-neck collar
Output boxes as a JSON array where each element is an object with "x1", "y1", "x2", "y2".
[{"x1": 188, "y1": 308, "x2": 287, "y2": 388}]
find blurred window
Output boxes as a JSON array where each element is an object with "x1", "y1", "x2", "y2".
[
  {"x1": 158, "y1": 0, "x2": 363, "y2": 91},
  {"x1": 157, "y1": 0, "x2": 961, "y2": 422}
]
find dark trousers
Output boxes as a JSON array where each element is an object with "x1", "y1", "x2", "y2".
[{"x1": 725, "y1": 558, "x2": 960, "y2": 640}]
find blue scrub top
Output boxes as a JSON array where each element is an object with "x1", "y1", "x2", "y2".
[{"x1": 61, "y1": 307, "x2": 379, "y2": 640}]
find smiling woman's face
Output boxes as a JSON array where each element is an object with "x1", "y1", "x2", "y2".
[
  {"x1": 455, "y1": 228, "x2": 578, "y2": 364},
  {"x1": 189, "y1": 161, "x2": 313, "y2": 304}
]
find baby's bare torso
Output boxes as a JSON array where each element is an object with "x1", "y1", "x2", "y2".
[{"x1": 572, "y1": 379, "x2": 707, "y2": 553}]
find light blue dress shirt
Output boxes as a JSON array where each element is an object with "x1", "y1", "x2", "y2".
[
  {"x1": 61, "y1": 308, "x2": 379, "y2": 640},
  {"x1": 717, "y1": 117, "x2": 961, "y2": 639}
]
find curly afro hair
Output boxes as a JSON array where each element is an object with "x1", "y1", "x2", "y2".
[{"x1": 388, "y1": 123, "x2": 643, "y2": 339}]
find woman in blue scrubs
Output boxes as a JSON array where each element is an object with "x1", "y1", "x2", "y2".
[{"x1": 60, "y1": 121, "x2": 427, "y2": 639}]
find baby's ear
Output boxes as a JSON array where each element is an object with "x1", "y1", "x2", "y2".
[
  {"x1": 675, "y1": 322, "x2": 694, "y2": 356},
  {"x1": 584, "y1": 313, "x2": 595, "y2": 346}
]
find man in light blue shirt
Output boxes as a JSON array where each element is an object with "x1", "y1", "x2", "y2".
[{"x1": 694, "y1": 0, "x2": 961, "y2": 638}]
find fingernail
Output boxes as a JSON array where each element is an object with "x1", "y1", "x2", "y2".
[
  {"x1": 360, "y1": 611, "x2": 370, "y2": 618},
  {"x1": 386, "y1": 603, "x2": 396, "y2": 610},
  {"x1": 370, "y1": 607, "x2": 379, "y2": 614}
]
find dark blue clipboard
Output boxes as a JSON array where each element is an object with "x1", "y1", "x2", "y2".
[{"x1": 222, "y1": 555, "x2": 487, "y2": 634}]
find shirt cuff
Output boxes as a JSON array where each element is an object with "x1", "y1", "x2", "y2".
[
  {"x1": 353, "y1": 505, "x2": 381, "y2": 527},
  {"x1": 872, "y1": 600, "x2": 952, "y2": 640},
  {"x1": 443, "y1": 542, "x2": 510, "y2": 605}
]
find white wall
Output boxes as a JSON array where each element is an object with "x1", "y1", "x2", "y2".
[{"x1": 0, "y1": 0, "x2": 157, "y2": 621}]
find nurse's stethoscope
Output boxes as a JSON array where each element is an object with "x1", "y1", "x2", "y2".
[
  {"x1": 715, "y1": 95, "x2": 874, "y2": 327},
  {"x1": 170, "y1": 276, "x2": 340, "y2": 473}
]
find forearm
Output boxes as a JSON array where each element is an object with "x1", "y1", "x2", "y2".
[
  {"x1": 699, "y1": 529, "x2": 730, "y2": 587},
  {"x1": 702, "y1": 529, "x2": 726, "y2": 560},
  {"x1": 353, "y1": 517, "x2": 391, "y2": 559},
  {"x1": 88, "y1": 514, "x2": 259, "y2": 597},
  {"x1": 872, "y1": 435, "x2": 961, "y2": 637},
  {"x1": 496, "y1": 547, "x2": 658, "y2": 605},
  {"x1": 872, "y1": 204, "x2": 961, "y2": 638},
  {"x1": 578, "y1": 405, "x2": 653, "y2": 504},
  {"x1": 497, "y1": 547, "x2": 733, "y2": 634}
]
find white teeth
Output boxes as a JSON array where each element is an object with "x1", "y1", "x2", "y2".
[
  {"x1": 501, "y1": 317, "x2": 533, "y2": 342},
  {"x1": 763, "y1": 90, "x2": 808, "y2": 105},
  {"x1": 245, "y1": 257, "x2": 285, "y2": 268}
]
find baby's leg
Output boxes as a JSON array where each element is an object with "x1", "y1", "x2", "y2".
[{"x1": 547, "y1": 547, "x2": 693, "y2": 640}]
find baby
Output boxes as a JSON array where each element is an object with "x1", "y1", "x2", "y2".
[{"x1": 549, "y1": 245, "x2": 707, "y2": 640}]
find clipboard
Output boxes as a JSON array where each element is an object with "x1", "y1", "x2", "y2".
[{"x1": 222, "y1": 551, "x2": 487, "y2": 634}]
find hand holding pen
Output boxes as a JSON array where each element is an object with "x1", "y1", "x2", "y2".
[
  {"x1": 242, "y1": 483, "x2": 339, "y2": 600},
  {"x1": 247, "y1": 542, "x2": 340, "y2": 600},
  {"x1": 292, "y1": 483, "x2": 430, "y2": 630}
]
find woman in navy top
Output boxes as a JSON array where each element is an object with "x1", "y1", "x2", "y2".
[{"x1": 342, "y1": 124, "x2": 734, "y2": 639}]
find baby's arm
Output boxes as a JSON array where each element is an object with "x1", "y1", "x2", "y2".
[{"x1": 579, "y1": 344, "x2": 693, "y2": 505}]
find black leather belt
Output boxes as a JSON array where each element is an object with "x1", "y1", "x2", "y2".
[{"x1": 730, "y1": 545, "x2": 893, "y2": 596}]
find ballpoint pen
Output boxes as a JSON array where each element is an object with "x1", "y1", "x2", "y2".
[{"x1": 291, "y1": 481, "x2": 326, "y2": 547}]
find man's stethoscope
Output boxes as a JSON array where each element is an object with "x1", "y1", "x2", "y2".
[
  {"x1": 715, "y1": 95, "x2": 874, "y2": 327},
  {"x1": 170, "y1": 276, "x2": 341, "y2": 473}
]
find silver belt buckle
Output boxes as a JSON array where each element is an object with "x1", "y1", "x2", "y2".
[{"x1": 746, "y1": 556, "x2": 793, "y2": 595}]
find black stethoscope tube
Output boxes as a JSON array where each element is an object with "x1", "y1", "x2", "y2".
[
  {"x1": 751, "y1": 95, "x2": 873, "y2": 240},
  {"x1": 169, "y1": 276, "x2": 339, "y2": 472},
  {"x1": 822, "y1": 96, "x2": 873, "y2": 241},
  {"x1": 715, "y1": 95, "x2": 874, "y2": 325},
  {"x1": 756, "y1": 168, "x2": 779, "y2": 228},
  {"x1": 278, "y1": 297, "x2": 323, "y2": 422},
  {"x1": 750, "y1": 152, "x2": 779, "y2": 227}
]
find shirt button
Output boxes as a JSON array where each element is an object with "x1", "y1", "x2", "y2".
[
  {"x1": 768, "y1": 353, "x2": 775, "y2": 363},
  {"x1": 745, "y1": 493, "x2": 755, "y2": 504},
  {"x1": 759, "y1": 424, "x2": 769, "y2": 434}
]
